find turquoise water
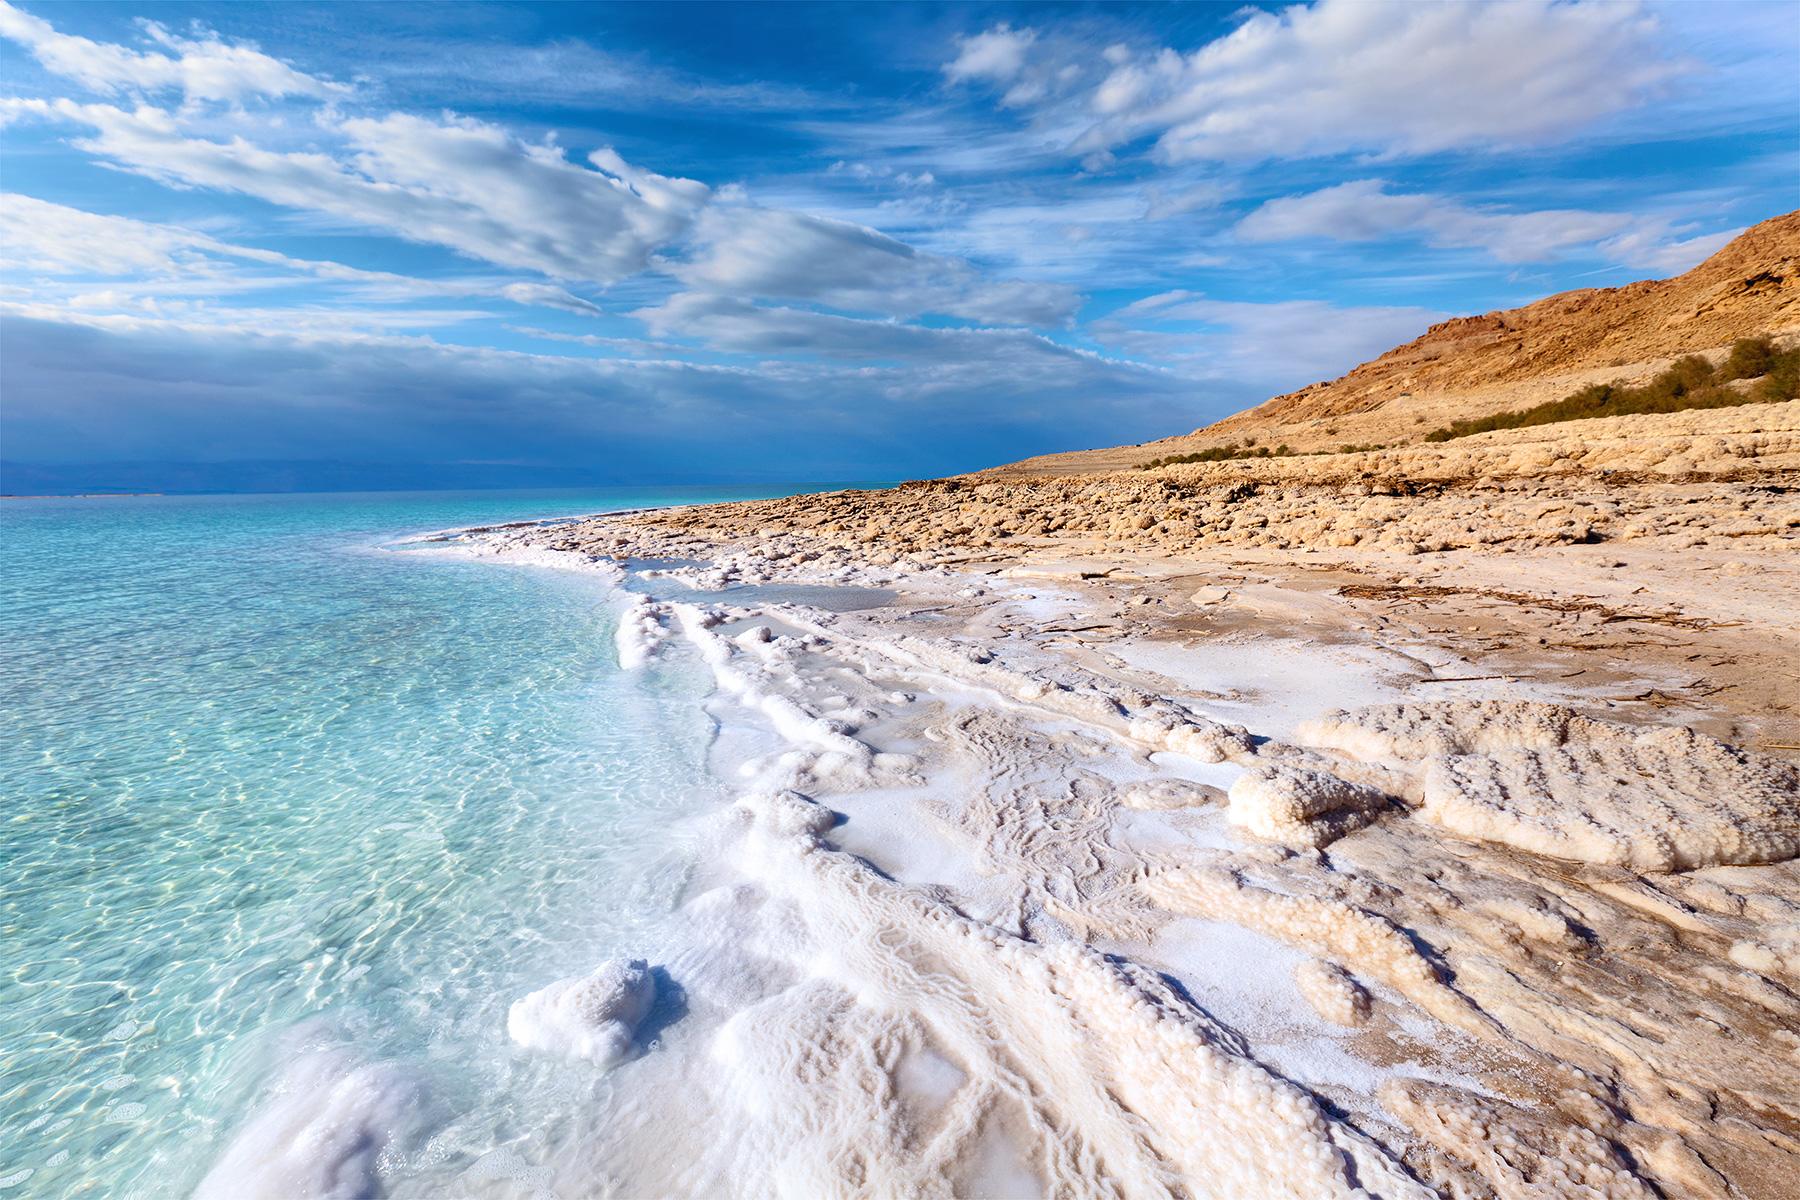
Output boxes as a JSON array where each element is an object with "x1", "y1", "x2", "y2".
[{"x1": 0, "y1": 486, "x2": 825, "y2": 1197}]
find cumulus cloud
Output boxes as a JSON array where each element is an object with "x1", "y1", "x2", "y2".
[
  {"x1": 949, "y1": 1, "x2": 1681, "y2": 164},
  {"x1": 0, "y1": 0, "x2": 347, "y2": 103},
  {"x1": 1235, "y1": 181, "x2": 1737, "y2": 271},
  {"x1": 6, "y1": 100, "x2": 709, "y2": 283},
  {"x1": 943, "y1": 24, "x2": 1036, "y2": 91},
  {"x1": 673, "y1": 205, "x2": 1080, "y2": 325}
]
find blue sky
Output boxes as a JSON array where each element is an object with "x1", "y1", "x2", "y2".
[{"x1": 1, "y1": 0, "x2": 1795, "y2": 490}]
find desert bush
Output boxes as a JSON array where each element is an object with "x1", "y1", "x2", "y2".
[
  {"x1": 1723, "y1": 336, "x2": 1776, "y2": 381},
  {"x1": 1140, "y1": 441, "x2": 1298, "y2": 469},
  {"x1": 1422, "y1": 342, "x2": 1795, "y2": 443}
]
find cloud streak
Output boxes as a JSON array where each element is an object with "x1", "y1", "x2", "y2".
[
  {"x1": 0, "y1": 192, "x2": 605, "y2": 316},
  {"x1": 1235, "y1": 181, "x2": 1736, "y2": 270}
]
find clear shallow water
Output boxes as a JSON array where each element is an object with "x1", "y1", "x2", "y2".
[{"x1": 0, "y1": 486, "x2": 833, "y2": 1197}]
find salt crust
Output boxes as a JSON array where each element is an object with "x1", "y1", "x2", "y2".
[
  {"x1": 507, "y1": 958, "x2": 656, "y2": 1068},
  {"x1": 1299, "y1": 700, "x2": 1800, "y2": 870},
  {"x1": 194, "y1": 1036, "x2": 425, "y2": 1200},
  {"x1": 614, "y1": 595, "x2": 669, "y2": 669},
  {"x1": 406, "y1": 529, "x2": 1800, "y2": 1196},
  {"x1": 1293, "y1": 959, "x2": 1372, "y2": 1027},
  {"x1": 723, "y1": 791, "x2": 1428, "y2": 1199},
  {"x1": 669, "y1": 598, "x2": 1429, "y2": 1198},
  {"x1": 1228, "y1": 764, "x2": 1390, "y2": 849},
  {"x1": 1381, "y1": 1079, "x2": 1657, "y2": 1200}
]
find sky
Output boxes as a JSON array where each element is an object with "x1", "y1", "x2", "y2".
[{"x1": 1, "y1": 1, "x2": 1795, "y2": 492}]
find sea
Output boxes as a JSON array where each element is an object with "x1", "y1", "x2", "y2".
[{"x1": 0, "y1": 485, "x2": 842, "y2": 1197}]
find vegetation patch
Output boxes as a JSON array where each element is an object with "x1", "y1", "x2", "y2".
[
  {"x1": 1139, "y1": 440, "x2": 1393, "y2": 470},
  {"x1": 1422, "y1": 338, "x2": 1800, "y2": 443},
  {"x1": 1139, "y1": 442, "x2": 1295, "y2": 469}
]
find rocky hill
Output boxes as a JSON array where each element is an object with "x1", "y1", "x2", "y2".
[{"x1": 990, "y1": 209, "x2": 1800, "y2": 477}]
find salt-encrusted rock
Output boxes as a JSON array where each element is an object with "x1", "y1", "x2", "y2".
[
  {"x1": 1380, "y1": 1078, "x2": 1657, "y2": 1199},
  {"x1": 1729, "y1": 924, "x2": 1800, "y2": 980},
  {"x1": 1297, "y1": 700, "x2": 1582, "y2": 762},
  {"x1": 737, "y1": 789, "x2": 836, "y2": 838},
  {"x1": 508, "y1": 959, "x2": 657, "y2": 1068},
  {"x1": 1294, "y1": 959, "x2": 1372, "y2": 1026},
  {"x1": 1300, "y1": 701, "x2": 1800, "y2": 870},
  {"x1": 1228, "y1": 764, "x2": 1391, "y2": 849}
]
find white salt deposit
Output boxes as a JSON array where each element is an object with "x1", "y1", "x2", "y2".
[
  {"x1": 1227, "y1": 763, "x2": 1390, "y2": 849},
  {"x1": 362, "y1": 526, "x2": 1798, "y2": 1196},
  {"x1": 614, "y1": 595, "x2": 669, "y2": 669},
  {"x1": 1294, "y1": 959, "x2": 1373, "y2": 1027},
  {"x1": 508, "y1": 958, "x2": 657, "y2": 1068},
  {"x1": 1301, "y1": 701, "x2": 1800, "y2": 870},
  {"x1": 194, "y1": 1038, "x2": 424, "y2": 1200}
]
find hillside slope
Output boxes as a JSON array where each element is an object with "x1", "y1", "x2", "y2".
[{"x1": 990, "y1": 209, "x2": 1800, "y2": 478}]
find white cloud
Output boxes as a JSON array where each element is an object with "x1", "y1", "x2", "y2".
[
  {"x1": 1235, "y1": 180, "x2": 1737, "y2": 271},
  {"x1": 943, "y1": 24, "x2": 1036, "y2": 91},
  {"x1": 1141, "y1": 181, "x2": 1231, "y2": 222},
  {"x1": 1095, "y1": 290, "x2": 1444, "y2": 389},
  {"x1": 1, "y1": 5, "x2": 1081, "y2": 332},
  {"x1": 0, "y1": 192, "x2": 605, "y2": 316},
  {"x1": 6, "y1": 100, "x2": 709, "y2": 283},
  {"x1": 949, "y1": 1, "x2": 1681, "y2": 164},
  {"x1": 1593, "y1": 224, "x2": 1740, "y2": 275},
  {"x1": 827, "y1": 160, "x2": 936, "y2": 188},
  {"x1": 0, "y1": 1, "x2": 347, "y2": 104},
  {"x1": 673, "y1": 205, "x2": 1080, "y2": 325},
  {"x1": 632, "y1": 291, "x2": 1103, "y2": 365}
]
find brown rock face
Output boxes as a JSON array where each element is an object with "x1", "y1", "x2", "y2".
[{"x1": 991, "y1": 210, "x2": 1800, "y2": 477}]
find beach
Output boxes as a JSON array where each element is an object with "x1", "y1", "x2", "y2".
[{"x1": 445, "y1": 401, "x2": 1800, "y2": 1198}]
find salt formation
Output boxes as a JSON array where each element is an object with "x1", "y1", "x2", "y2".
[
  {"x1": 1380, "y1": 1079, "x2": 1658, "y2": 1200},
  {"x1": 1300, "y1": 701, "x2": 1800, "y2": 870},
  {"x1": 476, "y1": 519, "x2": 1800, "y2": 1197},
  {"x1": 1143, "y1": 864, "x2": 1486, "y2": 1037},
  {"x1": 508, "y1": 958, "x2": 656, "y2": 1068},
  {"x1": 614, "y1": 595, "x2": 668, "y2": 669},
  {"x1": 194, "y1": 1038, "x2": 424, "y2": 1200},
  {"x1": 1124, "y1": 779, "x2": 1221, "y2": 810},
  {"x1": 720, "y1": 789, "x2": 1430, "y2": 1200},
  {"x1": 1227, "y1": 764, "x2": 1390, "y2": 849},
  {"x1": 1293, "y1": 959, "x2": 1371, "y2": 1026},
  {"x1": 1730, "y1": 924, "x2": 1800, "y2": 979},
  {"x1": 614, "y1": 599, "x2": 1430, "y2": 1199}
]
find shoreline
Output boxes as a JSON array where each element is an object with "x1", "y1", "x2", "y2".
[{"x1": 467, "y1": 427, "x2": 1800, "y2": 1198}]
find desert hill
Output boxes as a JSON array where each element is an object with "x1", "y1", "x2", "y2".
[{"x1": 989, "y1": 209, "x2": 1800, "y2": 478}]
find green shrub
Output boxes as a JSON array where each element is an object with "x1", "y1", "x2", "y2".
[
  {"x1": 1723, "y1": 336, "x2": 1776, "y2": 381},
  {"x1": 1421, "y1": 342, "x2": 1797, "y2": 443},
  {"x1": 1755, "y1": 352, "x2": 1800, "y2": 402},
  {"x1": 1140, "y1": 441, "x2": 1298, "y2": 469}
]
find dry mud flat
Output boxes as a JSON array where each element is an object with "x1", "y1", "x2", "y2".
[{"x1": 501, "y1": 414, "x2": 1798, "y2": 1199}]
